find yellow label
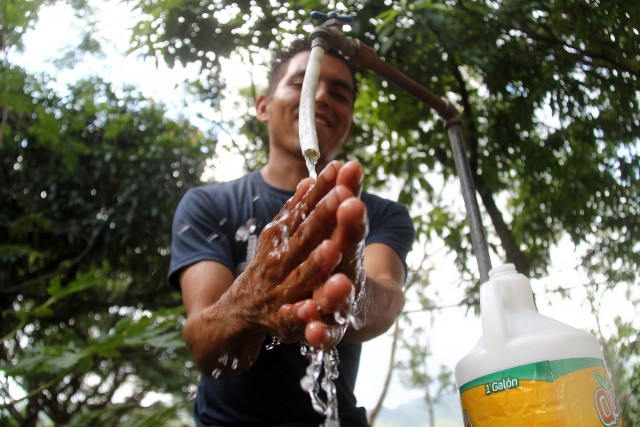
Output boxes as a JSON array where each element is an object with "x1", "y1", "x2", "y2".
[{"x1": 459, "y1": 358, "x2": 623, "y2": 426}]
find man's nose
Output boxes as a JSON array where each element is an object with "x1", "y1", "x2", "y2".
[{"x1": 314, "y1": 81, "x2": 330, "y2": 106}]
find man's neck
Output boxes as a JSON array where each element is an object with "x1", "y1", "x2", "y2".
[{"x1": 260, "y1": 148, "x2": 329, "y2": 190}]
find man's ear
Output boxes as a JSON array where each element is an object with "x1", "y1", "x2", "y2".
[{"x1": 255, "y1": 94, "x2": 269, "y2": 123}]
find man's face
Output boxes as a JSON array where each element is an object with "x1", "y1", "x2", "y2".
[{"x1": 258, "y1": 50, "x2": 355, "y2": 162}]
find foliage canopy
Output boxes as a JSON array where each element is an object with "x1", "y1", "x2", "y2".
[{"x1": 2, "y1": 0, "x2": 638, "y2": 425}]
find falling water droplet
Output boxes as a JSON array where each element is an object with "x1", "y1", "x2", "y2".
[
  {"x1": 211, "y1": 368, "x2": 222, "y2": 378},
  {"x1": 178, "y1": 224, "x2": 191, "y2": 234},
  {"x1": 231, "y1": 358, "x2": 239, "y2": 370},
  {"x1": 217, "y1": 353, "x2": 229, "y2": 366},
  {"x1": 207, "y1": 232, "x2": 219, "y2": 242},
  {"x1": 265, "y1": 336, "x2": 281, "y2": 350},
  {"x1": 348, "y1": 313, "x2": 365, "y2": 330},
  {"x1": 279, "y1": 224, "x2": 290, "y2": 252},
  {"x1": 333, "y1": 310, "x2": 348, "y2": 325},
  {"x1": 235, "y1": 218, "x2": 257, "y2": 242}
]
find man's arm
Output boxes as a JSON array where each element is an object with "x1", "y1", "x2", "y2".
[{"x1": 180, "y1": 260, "x2": 265, "y2": 377}]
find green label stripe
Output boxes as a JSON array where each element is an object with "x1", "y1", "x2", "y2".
[
  {"x1": 549, "y1": 357, "x2": 604, "y2": 378},
  {"x1": 459, "y1": 357, "x2": 604, "y2": 393}
]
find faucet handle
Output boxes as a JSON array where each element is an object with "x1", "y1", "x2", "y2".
[{"x1": 310, "y1": 10, "x2": 353, "y2": 25}]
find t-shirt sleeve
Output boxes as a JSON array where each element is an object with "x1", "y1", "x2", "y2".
[
  {"x1": 364, "y1": 194, "x2": 415, "y2": 272},
  {"x1": 168, "y1": 186, "x2": 234, "y2": 290}
]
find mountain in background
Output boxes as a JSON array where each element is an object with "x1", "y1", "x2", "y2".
[{"x1": 371, "y1": 393, "x2": 463, "y2": 427}]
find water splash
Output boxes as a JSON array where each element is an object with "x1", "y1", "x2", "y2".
[
  {"x1": 279, "y1": 224, "x2": 290, "y2": 252},
  {"x1": 298, "y1": 249, "x2": 367, "y2": 425},
  {"x1": 271, "y1": 210, "x2": 291, "y2": 250},
  {"x1": 235, "y1": 218, "x2": 257, "y2": 242},
  {"x1": 348, "y1": 242, "x2": 368, "y2": 331},
  {"x1": 300, "y1": 344, "x2": 340, "y2": 426}
]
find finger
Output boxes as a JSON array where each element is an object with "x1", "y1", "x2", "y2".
[
  {"x1": 277, "y1": 239, "x2": 343, "y2": 303},
  {"x1": 330, "y1": 197, "x2": 368, "y2": 252},
  {"x1": 336, "y1": 160, "x2": 363, "y2": 197},
  {"x1": 275, "y1": 302, "x2": 308, "y2": 343},
  {"x1": 260, "y1": 162, "x2": 343, "y2": 267},
  {"x1": 258, "y1": 177, "x2": 315, "y2": 255},
  {"x1": 312, "y1": 273, "x2": 355, "y2": 316},
  {"x1": 330, "y1": 198, "x2": 368, "y2": 292},
  {"x1": 277, "y1": 184, "x2": 356, "y2": 274},
  {"x1": 277, "y1": 178, "x2": 315, "y2": 222},
  {"x1": 285, "y1": 160, "x2": 343, "y2": 231},
  {"x1": 304, "y1": 160, "x2": 343, "y2": 208},
  {"x1": 305, "y1": 321, "x2": 345, "y2": 349},
  {"x1": 297, "y1": 299, "x2": 321, "y2": 322}
]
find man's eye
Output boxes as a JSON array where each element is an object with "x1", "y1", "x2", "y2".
[{"x1": 332, "y1": 91, "x2": 350, "y2": 103}]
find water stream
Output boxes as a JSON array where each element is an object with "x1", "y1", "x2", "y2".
[
  {"x1": 305, "y1": 152, "x2": 318, "y2": 180},
  {"x1": 300, "y1": 344, "x2": 341, "y2": 427},
  {"x1": 296, "y1": 43, "x2": 353, "y2": 425}
]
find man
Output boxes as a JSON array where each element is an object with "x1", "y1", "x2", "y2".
[{"x1": 169, "y1": 38, "x2": 415, "y2": 426}]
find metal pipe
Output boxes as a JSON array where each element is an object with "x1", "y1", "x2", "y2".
[
  {"x1": 446, "y1": 125, "x2": 492, "y2": 282},
  {"x1": 308, "y1": 20, "x2": 492, "y2": 282}
]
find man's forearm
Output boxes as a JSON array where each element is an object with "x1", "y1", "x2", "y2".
[
  {"x1": 343, "y1": 275, "x2": 405, "y2": 343},
  {"x1": 183, "y1": 287, "x2": 266, "y2": 377}
]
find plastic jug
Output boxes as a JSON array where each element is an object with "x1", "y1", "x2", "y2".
[{"x1": 455, "y1": 264, "x2": 623, "y2": 426}]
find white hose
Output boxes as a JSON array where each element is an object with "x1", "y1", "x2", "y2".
[{"x1": 299, "y1": 45, "x2": 325, "y2": 170}]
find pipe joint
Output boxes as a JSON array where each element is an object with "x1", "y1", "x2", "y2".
[{"x1": 309, "y1": 26, "x2": 332, "y2": 51}]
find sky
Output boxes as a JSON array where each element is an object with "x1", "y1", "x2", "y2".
[{"x1": 11, "y1": 0, "x2": 637, "y2": 422}]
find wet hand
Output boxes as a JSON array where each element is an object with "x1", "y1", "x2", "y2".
[
  {"x1": 236, "y1": 160, "x2": 367, "y2": 344},
  {"x1": 292, "y1": 273, "x2": 356, "y2": 348}
]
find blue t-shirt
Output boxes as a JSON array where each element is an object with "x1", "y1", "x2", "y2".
[{"x1": 169, "y1": 170, "x2": 415, "y2": 426}]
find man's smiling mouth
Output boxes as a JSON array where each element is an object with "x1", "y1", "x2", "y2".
[
  {"x1": 294, "y1": 110, "x2": 332, "y2": 128},
  {"x1": 315, "y1": 116, "x2": 330, "y2": 127}
]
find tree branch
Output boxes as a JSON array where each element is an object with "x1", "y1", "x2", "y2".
[
  {"x1": 368, "y1": 318, "x2": 401, "y2": 425},
  {"x1": 2, "y1": 235, "x2": 96, "y2": 294}
]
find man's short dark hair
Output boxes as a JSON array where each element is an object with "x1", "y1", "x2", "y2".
[{"x1": 266, "y1": 38, "x2": 359, "y2": 101}]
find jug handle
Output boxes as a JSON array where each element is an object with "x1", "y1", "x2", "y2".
[{"x1": 480, "y1": 280, "x2": 509, "y2": 349}]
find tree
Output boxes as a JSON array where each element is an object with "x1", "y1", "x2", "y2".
[
  {"x1": 1, "y1": 11, "x2": 213, "y2": 422},
  {"x1": 6, "y1": 0, "x2": 640, "y2": 424},
  {"x1": 128, "y1": 0, "x2": 639, "y2": 282},
  {"x1": 125, "y1": 0, "x2": 639, "y2": 422}
]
